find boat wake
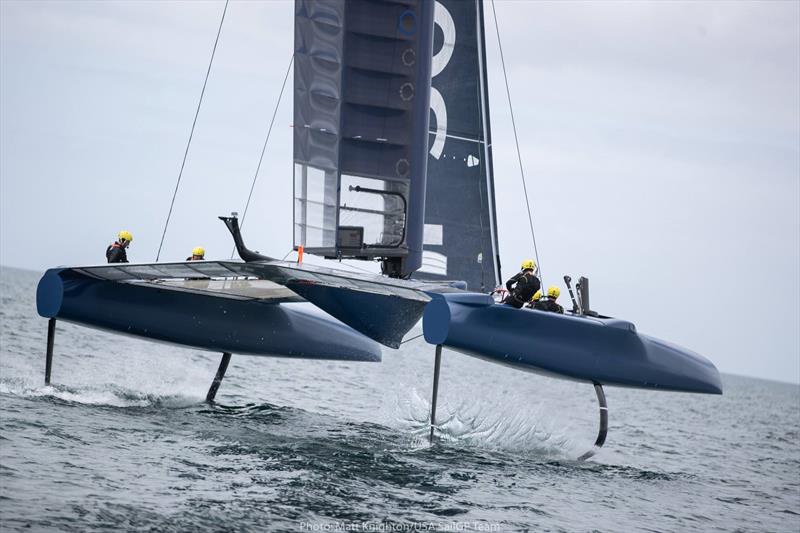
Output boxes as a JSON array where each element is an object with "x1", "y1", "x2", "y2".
[
  {"x1": 392, "y1": 386, "x2": 586, "y2": 459},
  {"x1": 0, "y1": 376, "x2": 201, "y2": 409}
]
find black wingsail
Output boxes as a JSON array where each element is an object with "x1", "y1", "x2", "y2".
[{"x1": 413, "y1": 0, "x2": 501, "y2": 292}]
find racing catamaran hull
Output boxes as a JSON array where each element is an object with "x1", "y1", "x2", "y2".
[
  {"x1": 423, "y1": 292, "x2": 722, "y2": 394},
  {"x1": 37, "y1": 267, "x2": 381, "y2": 362}
]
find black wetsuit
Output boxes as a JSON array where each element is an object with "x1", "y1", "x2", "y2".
[
  {"x1": 534, "y1": 299, "x2": 564, "y2": 314},
  {"x1": 504, "y1": 271, "x2": 541, "y2": 309},
  {"x1": 106, "y1": 242, "x2": 128, "y2": 263}
]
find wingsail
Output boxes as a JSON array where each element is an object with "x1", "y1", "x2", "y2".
[
  {"x1": 415, "y1": 0, "x2": 501, "y2": 292},
  {"x1": 293, "y1": 0, "x2": 436, "y2": 278}
]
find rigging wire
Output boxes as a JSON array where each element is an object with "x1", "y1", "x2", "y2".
[
  {"x1": 400, "y1": 332, "x2": 425, "y2": 345},
  {"x1": 280, "y1": 247, "x2": 376, "y2": 276},
  {"x1": 333, "y1": 260, "x2": 379, "y2": 275},
  {"x1": 489, "y1": 0, "x2": 544, "y2": 287},
  {"x1": 231, "y1": 55, "x2": 295, "y2": 259},
  {"x1": 156, "y1": 0, "x2": 229, "y2": 262}
]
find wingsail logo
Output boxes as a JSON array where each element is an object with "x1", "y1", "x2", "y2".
[
  {"x1": 429, "y1": 1, "x2": 455, "y2": 160},
  {"x1": 421, "y1": 1, "x2": 456, "y2": 277}
]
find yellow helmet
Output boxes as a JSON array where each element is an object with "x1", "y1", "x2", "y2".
[
  {"x1": 192, "y1": 246, "x2": 205, "y2": 257},
  {"x1": 118, "y1": 230, "x2": 133, "y2": 242},
  {"x1": 521, "y1": 259, "x2": 536, "y2": 271},
  {"x1": 547, "y1": 286, "x2": 561, "y2": 299},
  {"x1": 532, "y1": 290, "x2": 542, "y2": 301}
]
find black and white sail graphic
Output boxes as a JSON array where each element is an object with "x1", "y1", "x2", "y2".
[
  {"x1": 414, "y1": 0, "x2": 501, "y2": 292},
  {"x1": 293, "y1": 0, "x2": 435, "y2": 277}
]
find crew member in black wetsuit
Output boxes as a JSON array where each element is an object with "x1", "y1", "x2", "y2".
[
  {"x1": 186, "y1": 246, "x2": 205, "y2": 261},
  {"x1": 534, "y1": 286, "x2": 565, "y2": 314},
  {"x1": 504, "y1": 259, "x2": 541, "y2": 309},
  {"x1": 106, "y1": 230, "x2": 132, "y2": 263}
]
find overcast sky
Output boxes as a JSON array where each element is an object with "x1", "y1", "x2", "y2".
[{"x1": 1, "y1": 0, "x2": 798, "y2": 384}]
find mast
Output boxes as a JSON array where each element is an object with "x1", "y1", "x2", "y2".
[{"x1": 476, "y1": 0, "x2": 502, "y2": 286}]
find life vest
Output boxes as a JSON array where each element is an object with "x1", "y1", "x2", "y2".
[
  {"x1": 106, "y1": 242, "x2": 128, "y2": 263},
  {"x1": 534, "y1": 299, "x2": 564, "y2": 314},
  {"x1": 512, "y1": 275, "x2": 540, "y2": 304}
]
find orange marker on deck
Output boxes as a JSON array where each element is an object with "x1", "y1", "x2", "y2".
[{"x1": 297, "y1": 246, "x2": 304, "y2": 264}]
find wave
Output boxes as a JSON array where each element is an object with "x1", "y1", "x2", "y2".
[{"x1": 390, "y1": 385, "x2": 591, "y2": 460}]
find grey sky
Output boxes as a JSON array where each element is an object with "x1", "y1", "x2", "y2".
[{"x1": 1, "y1": 1, "x2": 798, "y2": 384}]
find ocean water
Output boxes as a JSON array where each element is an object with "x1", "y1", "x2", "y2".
[{"x1": 1, "y1": 266, "x2": 798, "y2": 532}]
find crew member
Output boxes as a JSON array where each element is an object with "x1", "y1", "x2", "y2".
[
  {"x1": 534, "y1": 286, "x2": 565, "y2": 314},
  {"x1": 504, "y1": 259, "x2": 541, "y2": 309},
  {"x1": 186, "y1": 246, "x2": 205, "y2": 261},
  {"x1": 106, "y1": 230, "x2": 132, "y2": 263}
]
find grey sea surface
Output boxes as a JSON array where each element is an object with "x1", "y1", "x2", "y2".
[{"x1": 1, "y1": 266, "x2": 798, "y2": 532}]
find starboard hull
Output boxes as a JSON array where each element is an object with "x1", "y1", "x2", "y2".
[{"x1": 422, "y1": 292, "x2": 722, "y2": 394}]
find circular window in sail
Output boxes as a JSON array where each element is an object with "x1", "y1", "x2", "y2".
[
  {"x1": 399, "y1": 82, "x2": 414, "y2": 101},
  {"x1": 398, "y1": 10, "x2": 416, "y2": 35},
  {"x1": 396, "y1": 158, "x2": 410, "y2": 178},
  {"x1": 402, "y1": 48, "x2": 416, "y2": 67}
]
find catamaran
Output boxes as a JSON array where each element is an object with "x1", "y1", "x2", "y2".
[{"x1": 35, "y1": 0, "x2": 721, "y2": 459}]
